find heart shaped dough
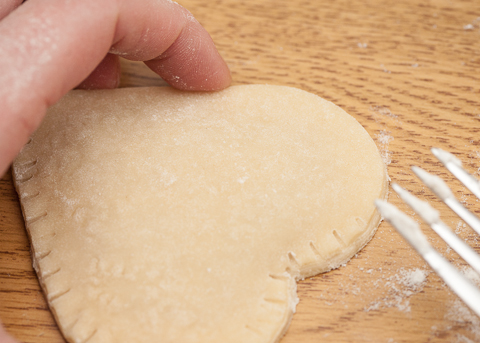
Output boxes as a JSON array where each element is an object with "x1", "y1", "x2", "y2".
[{"x1": 13, "y1": 85, "x2": 387, "y2": 343}]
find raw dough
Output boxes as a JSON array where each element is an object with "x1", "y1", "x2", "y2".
[{"x1": 13, "y1": 85, "x2": 387, "y2": 343}]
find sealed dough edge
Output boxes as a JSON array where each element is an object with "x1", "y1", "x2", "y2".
[
  {"x1": 13, "y1": 85, "x2": 388, "y2": 343},
  {"x1": 297, "y1": 201, "x2": 386, "y2": 279}
]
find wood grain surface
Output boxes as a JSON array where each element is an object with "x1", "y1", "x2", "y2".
[{"x1": 1, "y1": 0, "x2": 480, "y2": 342}]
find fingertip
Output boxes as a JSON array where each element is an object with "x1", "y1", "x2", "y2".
[
  {"x1": 148, "y1": 54, "x2": 232, "y2": 92},
  {"x1": 144, "y1": 9, "x2": 232, "y2": 92},
  {"x1": 0, "y1": 321, "x2": 18, "y2": 343}
]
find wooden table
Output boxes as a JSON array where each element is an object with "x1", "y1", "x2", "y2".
[{"x1": 1, "y1": 0, "x2": 480, "y2": 341}]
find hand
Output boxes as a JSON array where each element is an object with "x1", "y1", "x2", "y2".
[
  {"x1": 0, "y1": 0, "x2": 231, "y2": 341},
  {"x1": 0, "y1": 0, "x2": 231, "y2": 177},
  {"x1": 0, "y1": 320, "x2": 17, "y2": 343}
]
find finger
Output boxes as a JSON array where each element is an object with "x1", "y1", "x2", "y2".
[
  {"x1": 0, "y1": 322, "x2": 18, "y2": 343},
  {"x1": 0, "y1": 0, "x2": 231, "y2": 176},
  {"x1": 110, "y1": 4, "x2": 231, "y2": 91},
  {"x1": 0, "y1": 0, "x2": 22, "y2": 20},
  {"x1": 144, "y1": 12, "x2": 232, "y2": 91},
  {"x1": 76, "y1": 53, "x2": 121, "y2": 90}
]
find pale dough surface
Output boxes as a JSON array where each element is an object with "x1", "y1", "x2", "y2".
[{"x1": 13, "y1": 85, "x2": 387, "y2": 343}]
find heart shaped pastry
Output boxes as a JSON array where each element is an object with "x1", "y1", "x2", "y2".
[{"x1": 13, "y1": 85, "x2": 387, "y2": 343}]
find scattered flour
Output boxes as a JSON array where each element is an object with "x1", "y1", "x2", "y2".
[
  {"x1": 461, "y1": 266, "x2": 480, "y2": 285},
  {"x1": 444, "y1": 299, "x2": 480, "y2": 342},
  {"x1": 376, "y1": 130, "x2": 394, "y2": 146},
  {"x1": 380, "y1": 64, "x2": 391, "y2": 73},
  {"x1": 472, "y1": 151, "x2": 480, "y2": 177},
  {"x1": 370, "y1": 106, "x2": 400, "y2": 167},
  {"x1": 371, "y1": 106, "x2": 398, "y2": 121},
  {"x1": 375, "y1": 129, "x2": 393, "y2": 166},
  {"x1": 463, "y1": 17, "x2": 480, "y2": 31},
  {"x1": 364, "y1": 268, "x2": 429, "y2": 312},
  {"x1": 455, "y1": 220, "x2": 468, "y2": 235},
  {"x1": 429, "y1": 267, "x2": 480, "y2": 342},
  {"x1": 318, "y1": 265, "x2": 430, "y2": 315}
]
